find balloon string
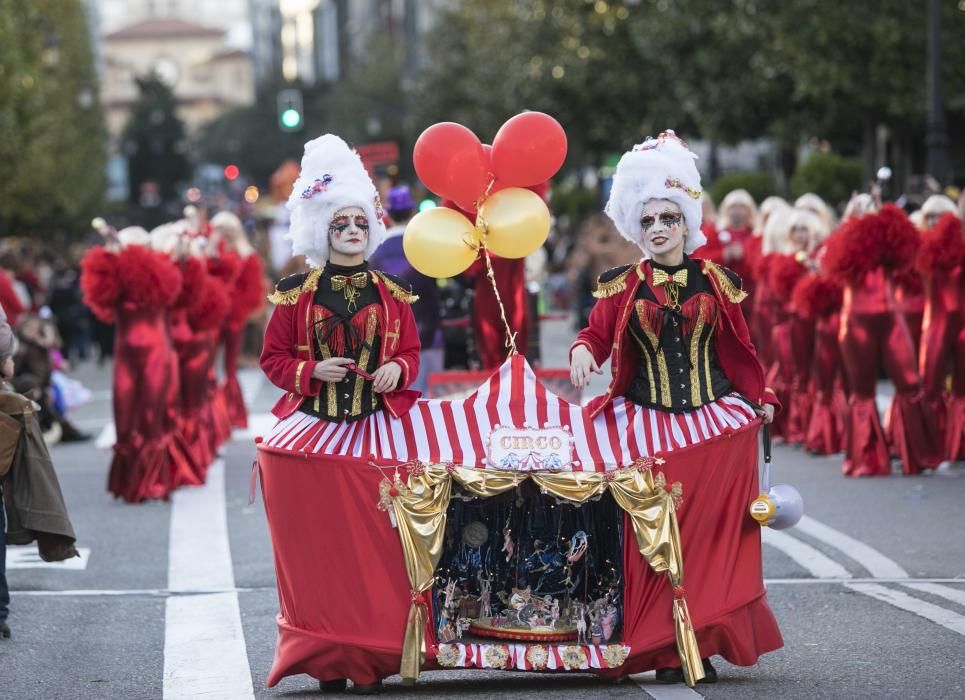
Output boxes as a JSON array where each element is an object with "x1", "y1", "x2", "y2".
[{"x1": 481, "y1": 240, "x2": 518, "y2": 356}]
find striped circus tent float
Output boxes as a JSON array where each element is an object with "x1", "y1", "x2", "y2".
[{"x1": 263, "y1": 354, "x2": 758, "y2": 471}]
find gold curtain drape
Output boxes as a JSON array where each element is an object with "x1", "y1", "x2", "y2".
[{"x1": 389, "y1": 463, "x2": 704, "y2": 686}]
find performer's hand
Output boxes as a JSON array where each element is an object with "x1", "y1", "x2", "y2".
[
  {"x1": 372, "y1": 361, "x2": 403, "y2": 393},
  {"x1": 312, "y1": 357, "x2": 353, "y2": 382},
  {"x1": 570, "y1": 345, "x2": 601, "y2": 388},
  {"x1": 757, "y1": 404, "x2": 775, "y2": 424}
]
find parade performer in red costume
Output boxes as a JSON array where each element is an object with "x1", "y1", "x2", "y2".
[
  {"x1": 917, "y1": 208, "x2": 965, "y2": 462},
  {"x1": 210, "y1": 212, "x2": 265, "y2": 429},
  {"x1": 767, "y1": 209, "x2": 828, "y2": 444},
  {"x1": 569, "y1": 131, "x2": 782, "y2": 684},
  {"x1": 699, "y1": 190, "x2": 757, "y2": 297},
  {"x1": 792, "y1": 272, "x2": 846, "y2": 455},
  {"x1": 823, "y1": 203, "x2": 939, "y2": 476},
  {"x1": 80, "y1": 227, "x2": 184, "y2": 502},
  {"x1": 261, "y1": 134, "x2": 421, "y2": 458}
]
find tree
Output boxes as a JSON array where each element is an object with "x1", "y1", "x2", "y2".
[
  {"x1": 121, "y1": 76, "x2": 191, "y2": 206},
  {"x1": 414, "y1": 1, "x2": 657, "y2": 167},
  {"x1": 0, "y1": 0, "x2": 106, "y2": 234},
  {"x1": 413, "y1": 0, "x2": 965, "y2": 187}
]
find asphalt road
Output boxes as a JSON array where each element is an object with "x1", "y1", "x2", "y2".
[{"x1": 3, "y1": 320, "x2": 965, "y2": 700}]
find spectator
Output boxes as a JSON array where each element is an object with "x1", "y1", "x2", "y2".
[{"x1": 0, "y1": 302, "x2": 80, "y2": 642}]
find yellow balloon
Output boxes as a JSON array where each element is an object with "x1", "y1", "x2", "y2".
[
  {"x1": 477, "y1": 187, "x2": 551, "y2": 259},
  {"x1": 403, "y1": 207, "x2": 481, "y2": 278}
]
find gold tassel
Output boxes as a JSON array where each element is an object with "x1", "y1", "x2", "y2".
[
  {"x1": 592, "y1": 265, "x2": 636, "y2": 299},
  {"x1": 703, "y1": 261, "x2": 747, "y2": 304},
  {"x1": 400, "y1": 593, "x2": 428, "y2": 684},
  {"x1": 373, "y1": 271, "x2": 420, "y2": 304},
  {"x1": 267, "y1": 268, "x2": 322, "y2": 305},
  {"x1": 673, "y1": 595, "x2": 705, "y2": 686}
]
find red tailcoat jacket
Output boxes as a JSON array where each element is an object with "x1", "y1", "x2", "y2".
[
  {"x1": 570, "y1": 258, "x2": 780, "y2": 419},
  {"x1": 261, "y1": 267, "x2": 422, "y2": 420}
]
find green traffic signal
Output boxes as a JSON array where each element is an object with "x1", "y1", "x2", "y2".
[{"x1": 281, "y1": 108, "x2": 301, "y2": 129}]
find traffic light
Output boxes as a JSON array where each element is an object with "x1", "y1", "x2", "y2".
[{"x1": 277, "y1": 88, "x2": 304, "y2": 132}]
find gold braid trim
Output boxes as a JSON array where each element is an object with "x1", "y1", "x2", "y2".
[
  {"x1": 267, "y1": 268, "x2": 322, "y2": 305},
  {"x1": 294, "y1": 361, "x2": 306, "y2": 395},
  {"x1": 703, "y1": 261, "x2": 747, "y2": 304},
  {"x1": 592, "y1": 265, "x2": 636, "y2": 299},
  {"x1": 373, "y1": 270, "x2": 419, "y2": 304}
]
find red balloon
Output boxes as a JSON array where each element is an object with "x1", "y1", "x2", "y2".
[
  {"x1": 491, "y1": 112, "x2": 567, "y2": 187},
  {"x1": 413, "y1": 123, "x2": 492, "y2": 203}
]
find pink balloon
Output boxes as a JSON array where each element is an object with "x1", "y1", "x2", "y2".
[
  {"x1": 491, "y1": 112, "x2": 567, "y2": 187},
  {"x1": 413, "y1": 123, "x2": 491, "y2": 203}
]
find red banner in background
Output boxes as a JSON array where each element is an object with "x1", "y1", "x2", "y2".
[{"x1": 356, "y1": 141, "x2": 400, "y2": 175}]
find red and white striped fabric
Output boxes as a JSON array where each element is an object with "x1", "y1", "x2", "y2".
[{"x1": 262, "y1": 355, "x2": 759, "y2": 472}]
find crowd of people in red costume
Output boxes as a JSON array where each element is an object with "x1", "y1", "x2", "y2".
[
  {"x1": 697, "y1": 188, "x2": 965, "y2": 477},
  {"x1": 79, "y1": 209, "x2": 265, "y2": 502}
]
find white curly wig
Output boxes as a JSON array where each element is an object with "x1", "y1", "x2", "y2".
[
  {"x1": 286, "y1": 134, "x2": 387, "y2": 268},
  {"x1": 604, "y1": 130, "x2": 706, "y2": 256}
]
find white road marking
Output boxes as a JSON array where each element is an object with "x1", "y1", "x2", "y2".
[
  {"x1": 630, "y1": 671, "x2": 705, "y2": 698},
  {"x1": 761, "y1": 527, "x2": 852, "y2": 579},
  {"x1": 902, "y1": 582, "x2": 965, "y2": 608},
  {"x1": 845, "y1": 583, "x2": 965, "y2": 636},
  {"x1": 162, "y1": 459, "x2": 254, "y2": 699},
  {"x1": 6, "y1": 546, "x2": 91, "y2": 570},
  {"x1": 231, "y1": 412, "x2": 276, "y2": 442},
  {"x1": 95, "y1": 421, "x2": 116, "y2": 449},
  {"x1": 778, "y1": 516, "x2": 965, "y2": 641},
  {"x1": 794, "y1": 515, "x2": 909, "y2": 578},
  {"x1": 238, "y1": 368, "x2": 265, "y2": 407}
]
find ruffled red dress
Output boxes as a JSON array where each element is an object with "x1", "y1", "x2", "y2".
[
  {"x1": 221, "y1": 253, "x2": 265, "y2": 429},
  {"x1": 823, "y1": 207, "x2": 940, "y2": 476},
  {"x1": 792, "y1": 274, "x2": 846, "y2": 454},
  {"x1": 206, "y1": 253, "x2": 240, "y2": 446},
  {"x1": 80, "y1": 245, "x2": 183, "y2": 502},
  {"x1": 763, "y1": 254, "x2": 809, "y2": 443},
  {"x1": 917, "y1": 214, "x2": 965, "y2": 460}
]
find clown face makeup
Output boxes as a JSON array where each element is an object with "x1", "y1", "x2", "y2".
[
  {"x1": 640, "y1": 199, "x2": 688, "y2": 263},
  {"x1": 328, "y1": 206, "x2": 369, "y2": 258}
]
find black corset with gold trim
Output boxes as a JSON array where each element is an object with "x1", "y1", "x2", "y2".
[
  {"x1": 625, "y1": 293, "x2": 732, "y2": 412},
  {"x1": 300, "y1": 302, "x2": 383, "y2": 422}
]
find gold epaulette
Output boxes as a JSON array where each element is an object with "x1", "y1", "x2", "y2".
[
  {"x1": 373, "y1": 270, "x2": 419, "y2": 304},
  {"x1": 592, "y1": 265, "x2": 635, "y2": 299},
  {"x1": 267, "y1": 268, "x2": 321, "y2": 306},
  {"x1": 703, "y1": 260, "x2": 747, "y2": 304}
]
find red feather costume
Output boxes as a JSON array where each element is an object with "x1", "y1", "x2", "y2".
[
  {"x1": 80, "y1": 245, "x2": 183, "y2": 502},
  {"x1": 823, "y1": 206, "x2": 940, "y2": 476},
  {"x1": 763, "y1": 254, "x2": 809, "y2": 443},
  {"x1": 221, "y1": 252, "x2": 266, "y2": 429},
  {"x1": 191, "y1": 265, "x2": 232, "y2": 464},
  {"x1": 916, "y1": 213, "x2": 965, "y2": 460},
  {"x1": 205, "y1": 251, "x2": 241, "y2": 446},
  {"x1": 792, "y1": 274, "x2": 846, "y2": 454},
  {"x1": 169, "y1": 256, "x2": 213, "y2": 481}
]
